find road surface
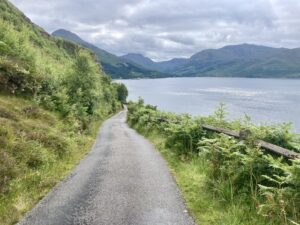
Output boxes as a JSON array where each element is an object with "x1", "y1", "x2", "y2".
[{"x1": 18, "y1": 110, "x2": 195, "y2": 225}]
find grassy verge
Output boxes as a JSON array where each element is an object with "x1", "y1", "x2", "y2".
[
  {"x1": 134, "y1": 129, "x2": 274, "y2": 225},
  {"x1": 127, "y1": 101, "x2": 300, "y2": 224},
  {"x1": 0, "y1": 95, "x2": 108, "y2": 225},
  {"x1": 1, "y1": 2, "x2": 126, "y2": 224}
]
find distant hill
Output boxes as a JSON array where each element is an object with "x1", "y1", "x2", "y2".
[
  {"x1": 52, "y1": 29, "x2": 166, "y2": 79},
  {"x1": 121, "y1": 53, "x2": 188, "y2": 73},
  {"x1": 120, "y1": 53, "x2": 158, "y2": 70},
  {"x1": 53, "y1": 30, "x2": 300, "y2": 79},
  {"x1": 122, "y1": 44, "x2": 300, "y2": 78}
]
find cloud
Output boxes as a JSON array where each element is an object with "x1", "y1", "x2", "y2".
[{"x1": 10, "y1": 0, "x2": 300, "y2": 61}]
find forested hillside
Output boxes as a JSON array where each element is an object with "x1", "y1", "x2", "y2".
[
  {"x1": 0, "y1": 0, "x2": 125, "y2": 224},
  {"x1": 52, "y1": 29, "x2": 167, "y2": 79},
  {"x1": 52, "y1": 30, "x2": 300, "y2": 79},
  {"x1": 0, "y1": 0, "x2": 123, "y2": 116}
]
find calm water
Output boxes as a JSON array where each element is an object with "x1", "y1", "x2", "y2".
[{"x1": 119, "y1": 78, "x2": 300, "y2": 132}]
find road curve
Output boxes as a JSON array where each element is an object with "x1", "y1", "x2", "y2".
[{"x1": 18, "y1": 110, "x2": 195, "y2": 225}]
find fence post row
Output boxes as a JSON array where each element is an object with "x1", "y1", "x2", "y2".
[
  {"x1": 152, "y1": 117, "x2": 299, "y2": 159},
  {"x1": 202, "y1": 124, "x2": 299, "y2": 159}
]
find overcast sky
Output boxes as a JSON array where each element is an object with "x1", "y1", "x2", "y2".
[{"x1": 10, "y1": 0, "x2": 300, "y2": 61}]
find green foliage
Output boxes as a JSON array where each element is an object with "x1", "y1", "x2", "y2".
[
  {"x1": 0, "y1": 96, "x2": 103, "y2": 225},
  {"x1": 213, "y1": 103, "x2": 228, "y2": 124},
  {"x1": 0, "y1": 150, "x2": 16, "y2": 193},
  {"x1": 127, "y1": 101, "x2": 300, "y2": 224},
  {"x1": 0, "y1": 0, "x2": 122, "y2": 126},
  {"x1": 0, "y1": 1, "x2": 124, "y2": 224},
  {"x1": 115, "y1": 82, "x2": 128, "y2": 103}
]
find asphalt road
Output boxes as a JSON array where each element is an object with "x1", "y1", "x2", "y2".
[{"x1": 18, "y1": 110, "x2": 195, "y2": 225}]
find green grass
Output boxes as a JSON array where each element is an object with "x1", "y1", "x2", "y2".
[
  {"x1": 0, "y1": 2, "x2": 124, "y2": 224},
  {"x1": 127, "y1": 101, "x2": 300, "y2": 224},
  {"x1": 0, "y1": 0, "x2": 122, "y2": 123},
  {"x1": 127, "y1": 102, "x2": 300, "y2": 224},
  {"x1": 0, "y1": 95, "x2": 108, "y2": 225},
  {"x1": 131, "y1": 129, "x2": 279, "y2": 225}
]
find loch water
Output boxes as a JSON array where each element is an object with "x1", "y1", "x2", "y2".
[{"x1": 119, "y1": 77, "x2": 300, "y2": 132}]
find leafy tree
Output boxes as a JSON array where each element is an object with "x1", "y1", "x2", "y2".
[
  {"x1": 116, "y1": 83, "x2": 128, "y2": 103},
  {"x1": 66, "y1": 51, "x2": 102, "y2": 117}
]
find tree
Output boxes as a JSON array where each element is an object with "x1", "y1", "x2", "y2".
[
  {"x1": 116, "y1": 83, "x2": 128, "y2": 103},
  {"x1": 66, "y1": 51, "x2": 102, "y2": 117}
]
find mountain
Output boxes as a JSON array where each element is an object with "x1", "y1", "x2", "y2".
[
  {"x1": 53, "y1": 30, "x2": 300, "y2": 78},
  {"x1": 120, "y1": 53, "x2": 158, "y2": 70},
  {"x1": 121, "y1": 53, "x2": 188, "y2": 73},
  {"x1": 52, "y1": 29, "x2": 166, "y2": 79},
  {"x1": 123, "y1": 44, "x2": 300, "y2": 78}
]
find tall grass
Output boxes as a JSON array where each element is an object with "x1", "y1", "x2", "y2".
[
  {"x1": 0, "y1": 1, "x2": 127, "y2": 224},
  {"x1": 0, "y1": 0, "x2": 125, "y2": 126},
  {"x1": 127, "y1": 100, "x2": 300, "y2": 224},
  {"x1": 0, "y1": 96, "x2": 110, "y2": 225}
]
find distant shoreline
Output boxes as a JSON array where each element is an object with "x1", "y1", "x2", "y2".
[{"x1": 114, "y1": 76, "x2": 300, "y2": 81}]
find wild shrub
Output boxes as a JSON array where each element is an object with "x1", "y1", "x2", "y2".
[
  {"x1": 115, "y1": 82, "x2": 128, "y2": 103},
  {"x1": 1, "y1": 8, "x2": 122, "y2": 127},
  {"x1": 258, "y1": 157, "x2": 300, "y2": 223},
  {"x1": 127, "y1": 101, "x2": 300, "y2": 224},
  {"x1": 0, "y1": 1, "x2": 124, "y2": 223},
  {"x1": 165, "y1": 119, "x2": 205, "y2": 155}
]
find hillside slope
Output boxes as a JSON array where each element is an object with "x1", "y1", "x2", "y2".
[
  {"x1": 52, "y1": 29, "x2": 167, "y2": 79},
  {"x1": 121, "y1": 53, "x2": 188, "y2": 73},
  {"x1": 0, "y1": 0, "x2": 122, "y2": 118},
  {"x1": 0, "y1": 95, "x2": 103, "y2": 225},
  {"x1": 0, "y1": 1, "x2": 125, "y2": 224},
  {"x1": 122, "y1": 44, "x2": 300, "y2": 78}
]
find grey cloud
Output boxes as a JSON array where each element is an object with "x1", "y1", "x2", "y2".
[
  {"x1": 10, "y1": 0, "x2": 300, "y2": 61},
  {"x1": 160, "y1": 35, "x2": 196, "y2": 46}
]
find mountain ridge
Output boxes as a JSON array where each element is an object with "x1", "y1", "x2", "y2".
[
  {"x1": 122, "y1": 44, "x2": 300, "y2": 78},
  {"x1": 52, "y1": 29, "x2": 167, "y2": 79},
  {"x1": 53, "y1": 29, "x2": 300, "y2": 78}
]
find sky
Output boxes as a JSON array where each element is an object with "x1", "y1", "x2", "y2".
[{"x1": 10, "y1": 0, "x2": 300, "y2": 61}]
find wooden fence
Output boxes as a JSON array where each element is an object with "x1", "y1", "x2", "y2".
[
  {"x1": 136, "y1": 113, "x2": 300, "y2": 159},
  {"x1": 202, "y1": 124, "x2": 300, "y2": 159}
]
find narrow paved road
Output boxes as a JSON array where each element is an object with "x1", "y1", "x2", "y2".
[{"x1": 18, "y1": 110, "x2": 195, "y2": 225}]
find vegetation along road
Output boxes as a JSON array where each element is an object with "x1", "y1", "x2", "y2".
[{"x1": 17, "y1": 110, "x2": 195, "y2": 225}]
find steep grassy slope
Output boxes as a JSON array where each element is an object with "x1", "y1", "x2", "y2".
[
  {"x1": 0, "y1": 95, "x2": 103, "y2": 225},
  {"x1": 52, "y1": 29, "x2": 167, "y2": 79},
  {"x1": 1, "y1": 1, "x2": 75, "y2": 82},
  {"x1": 0, "y1": 0, "x2": 122, "y2": 122},
  {"x1": 0, "y1": 1, "x2": 125, "y2": 224}
]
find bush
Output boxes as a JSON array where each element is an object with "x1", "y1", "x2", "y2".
[
  {"x1": 0, "y1": 1, "x2": 123, "y2": 223},
  {"x1": 115, "y1": 83, "x2": 128, "y2": 103},
  {"x1": 0, "y1": 8, "x2": 122, "y2": 128},
  {"x1": 127, "y1": 101, "x2": 300, "y2": 224}
]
